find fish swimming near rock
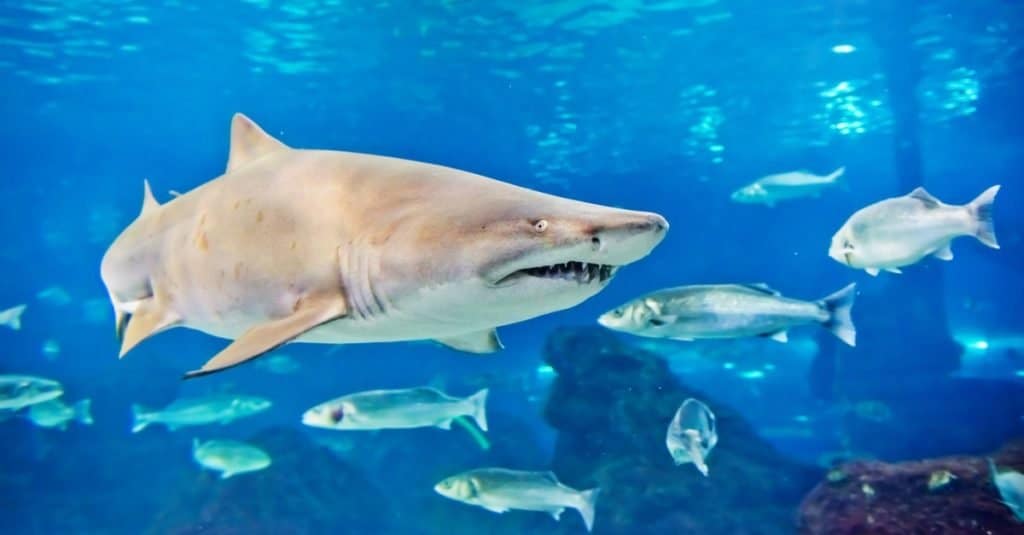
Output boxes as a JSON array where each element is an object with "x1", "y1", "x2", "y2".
[
  {"x1": 988, "y1": 458, "x2": 1024, "y2": 522},
  {"x1": 0, "y1": 375, "x2": 63, "y2": 410},
  {"x1": 27, "y1": 398, "x2": 93, "y2": 430},
  {"x1": 829, "y1": 185, "x2": 999, "y2": 276},
  {"x1": 100, "y1": 113, "x2": 668, "y2": 377},
  {"x1": 598, "y1": 282, "x2": 857, "y2": 346},
  {"x1": 302, "y1": 387, "x2": 488, "y2": 431},
  {"x1": 192, "y1": 438, "x2": 271, "y2": 479},
  {"x1": 434, "y1": 468, "x2": 600, "y2": 532},
  {"x1": 666, "y1": 398, "x2": 718, "y2": 476},
  {"x1": 0, "y1": 304, "x2": 26, "y2": 331},
  {"x1": 131, "y1": 394, "x2": 271, "y2": 433},
  {"x1": 731, "y1": 167, "x2": 845, "y2": 207}
]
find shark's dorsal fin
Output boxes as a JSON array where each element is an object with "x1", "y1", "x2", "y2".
[
  {"x1": 226, "y1": 113, "x2": 289, "y2": 172},
  {"x1": 140, "y1": 179, "x2": 159, "y2": 216},
  {"x1": 738, "y1": 283, "x2": 780, "y2": 296},
  {"x1": 908, "y1": 187, "x2": 940, "y2": 208}
]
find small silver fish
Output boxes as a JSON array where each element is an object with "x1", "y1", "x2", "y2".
[
  {"x1": 666, "y1": 398, "x2": 718, "y2": 476},
  {"x1": 988, "y1": 458, "x2": 1024, "y2": 521},
  {"x1": 27, "y1": 398, "x2": 93, "y2": 430},
  {"x1": 0, "y1": 304, "x2": 26, "y2": 331},
  {"x1": 598, "y1": 282, "x2": 856, "y2": 346},
  {"x1": 302, "y1": 387, "x2": 487, "y2": 432},
  {"x1": 131, "y1": 394, "x2": 271, "y2": 433},
  {"x1": 731, "y1": 167, "x2": 845, "y2": 207},
  {"x1": 192, "y1": 438, "x2": 271, "y2": 479},
  {"x1": 0, "y1": 375, "x2": 62, "y2": 410},
  {"x1": 434, "y1": 468, "x2": 600, "y2": 532},
  {"x1": 829, "y1": 185, "x2": 999, "y2": 276}
]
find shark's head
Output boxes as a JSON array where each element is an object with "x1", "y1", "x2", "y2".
[
  {"x1": 730, "y1": 183, "x2": 767, "y2": 204},
  {"x1": 365, "y1": 173, "x2": 669, "y2": 330}
]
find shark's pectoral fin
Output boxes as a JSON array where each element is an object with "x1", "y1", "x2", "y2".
[
  {"x1": 120, "y1": 299, "x2": 181, "y2": 358},
  {"x1": 434, "y1": 329, "x2": 503, "y2": 354},
  {"x1": 226, "y1": 113, "x2": 290, "y2": 172},
  {"x1": 184, "y1": 294, "x2": 347, "y2": 378}
]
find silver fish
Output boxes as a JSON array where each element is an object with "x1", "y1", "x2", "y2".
[
  {"x1": 598, "y1": 282, "x2": 856, "y2": 346},
  {"x1": 666, "y1": 398, "x2": 717, "y2": 476},
  {"x1": 192, "y1": 438, "x2": 271, "y2": 479},
  {"x1": 731, "y1": 167, "x2": 845, "y2": 207},
  {"x1": 989, "y1": 458, "x2": 1024, "y2": 522},
  {"x1": 829, "y1": 185, "x2": 999, "y2": 276},
  {"x1": 434, "y1": 468, "x2": 600, "y2": 532},
  {"x1": 27, "y1": 398, "x2": 93, "y2": 430},
  {"x1": 0, "y1": 304, "x2": 26, "y2": 331},
  {"x1": 0, "y1": 375, "x2": 62, "y2": 410},
  {"x1": 130, "y1": 394, "x2": 271, "y2": 433},
  {"x1": 302, "y1": 387, "x2": 487, "y2": 432}
]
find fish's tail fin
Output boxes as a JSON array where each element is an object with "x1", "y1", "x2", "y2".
[
  {"x1": 967, "y1": 185, "x2": 1000, "y2": 249},
  {"x1": 820, "y1": 283, "x2": 857, "y2": 347},
  {"x1": 467, "y1": 388, "x2": 489, "y2": 432},
  {"x1": 131, "y1": 404, "x2": 153, "y2": 433},
  {"x1": 826, "y1": 166, "x2": 846, "y2": 183},
  {"x1": 74, "y1": 399, "x2": 94, "y2": 425},
  {"x1": 1, "y1": 304, "x2": 26, "y2": 330},
  {"x1": 576, "y1": 487, "x2": 600, "y2": 532}
]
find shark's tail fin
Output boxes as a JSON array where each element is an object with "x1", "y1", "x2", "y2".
[
  {"x1": 467, "y1": 388, "x2": 489, "y2": 432},
  {"x1": 820, "y1": 283, "x2": 857, "y2": 347},
  {"x1": 967, "y1": 185, "x2": 1000, "y2": 249},
  {"x1": 575, "y1": 487, "x2": 600, "y2": 532},
  {"x1": 0, "y1": 304, "x2": 26, "y2": 331},
  {"x1": 73, "y1": 399, "x2": 93, "y2": 425},
  {"x1": 131, "y1": 404, "x2": 154, "y2": 433},
  {"x1": 825, "y1": 166, "x2": 846, "y2": 183}
]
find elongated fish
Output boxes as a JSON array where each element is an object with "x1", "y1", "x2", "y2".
[
  {"x1": 731, "y1": 167, "x2": 845, "y2": 206},
  {"x1": 988, "y1": 458, "x2": 1024, "y2": 521},
  {"x1": 434, "y1": 468, "x2": 600, "y2": 532},
  {"x1": 131, "y1": 394, "x2": 271, "y2": 433},
  {"x1": 27, "y1": 398, "x2": 93, "y2": 430},
  {"x1": 0, "y1": 375, "x2": 62, "y2": 410},
  {"x1": 100, "y1": 114, "x2": 668, "y2": 378},
  {"x1": 666, "y1": 398, "x2": 717, "y2": 476},
  {"x1": 302, "y1": 387, "x2": 487, "y2": 431},
  {"x1": 829, "y1": 185, "x2": 999, "y2": 275},
  {"x1": 598, "y1": 282, "x2": 856, "y2": 346},
  {"x1": 192, "y1": 438, "x2": 271, "y2": 479}
]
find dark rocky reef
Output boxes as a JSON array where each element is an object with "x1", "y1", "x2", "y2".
[
  {"x1": 543, "y1": 326, "x2": 821, "y2": 534},
  {"x1": 798, "y1": 440, "x2": 1024, "y2": 534},
  {"x1": 147, "y1": 427, "x2": 396, "y2": 535}
]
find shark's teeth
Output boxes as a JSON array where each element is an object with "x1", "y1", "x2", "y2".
[{"x1": 521, "y1": 261, "x2": 616, "y2": 284}]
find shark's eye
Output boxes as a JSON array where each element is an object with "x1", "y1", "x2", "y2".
[{"x1": 533, "y1": 219, "x2": 549, "y2": 233}]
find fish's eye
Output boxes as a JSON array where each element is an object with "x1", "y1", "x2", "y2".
[
  {"x1": 843, "y1": 239, "x2": 854, "y2": 250},
  {"x1": 330, "y1": 407, "x2": 344, "y2": 423},
  {"x1": 648, "y1": 318, "x2": 666, "y2": 327},
  {"x1": 532, "y1": 219, "x2": 549, "y2": 233}
]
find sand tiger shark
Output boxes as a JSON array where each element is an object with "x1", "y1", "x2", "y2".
[{"x1": 101, "y1": 113, "x2": 668, "y2": 377}]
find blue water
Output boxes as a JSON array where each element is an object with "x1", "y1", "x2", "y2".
[{"x1": 1, "y1": 1, "x2": 1022, "y2": 533}]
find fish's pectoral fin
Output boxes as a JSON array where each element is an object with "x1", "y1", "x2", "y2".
[
  {"x1": 932, "y1": 244, "x2": 954, "y2": 261},
  {"x1": 184, "y1": 294, "x2": 348, "y2": 378},
  {"x1": 226, "y1": 113, "x2": 290, "y2": 172},
  {"x1": 884, "y1": 267, "x2": 903, "y2": 274},
  {"x1": 120, "y1": 299, "x2": 181, "y2": 358},
  {"x1": 546, "y1": 507, "x2": 565, "y2": 521},
  {"x1": 865, "y1": 268, "x2": 880, "y2": 277},
  {"x1": 481, "y1": 505, "x2": 509, "y2": 514},
  {"x1": 762, "y1": 330, "x2": 789, "y2": 343},
  {"x1": 434, "y1": 329, "x2": 503, "y2": 354}
]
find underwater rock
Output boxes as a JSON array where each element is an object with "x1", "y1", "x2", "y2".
[
  {"x1": 542, "y1": 326, "x2": 821, "y2": 535},
  {"x1": 146, "y1": 427, "x2": 395, "y2": 535},
  {"x1": 798, "y1": 440, "x2": 1024, "y2": 534}
]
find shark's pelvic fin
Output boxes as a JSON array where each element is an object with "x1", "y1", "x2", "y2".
[
  {"x1": 141, "y1": 179, "x2": 160, "y2": 216},
  {"x1": 226, "y1": 113, "x2": 289, "y2": 172},
  {"x1": 119, "y1": 296, "x2": 181, "y2": 358},
  {"x1": 184, "y1": 293, "x2": 348, "y2": 378},
  {"x1": 434, "y1": 329, "x2": 503, "y2": 354}
]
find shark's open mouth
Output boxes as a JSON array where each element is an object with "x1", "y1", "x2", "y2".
[{"x1": 496, "y1": 261, "x2": 618, "y2": 286}]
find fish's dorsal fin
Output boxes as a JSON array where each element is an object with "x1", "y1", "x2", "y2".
[
  {"x1": 226, "y1": 113, "x2": 290, "y2": 173},
  {"x1": 739, "y1": 283, "x2": 781, "y2": 296},
  {"x1": 141, "y1": 179, "x2": 159, "y2": 216},
  {"x1": 908, "y1": 187, "x2": 941, "y2": 208}
]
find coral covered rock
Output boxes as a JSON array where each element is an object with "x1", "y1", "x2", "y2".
[
  {"x1": 542, "y1": 326, "x2": 820, "y2": 534},
  {"x1": 798, "y1": 440, "x2": 1024, "y2": 534}
]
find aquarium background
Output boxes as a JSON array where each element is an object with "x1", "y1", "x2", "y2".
[{"x1": 1, "y1": 1, "x2": 1022, "y2": 533}]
